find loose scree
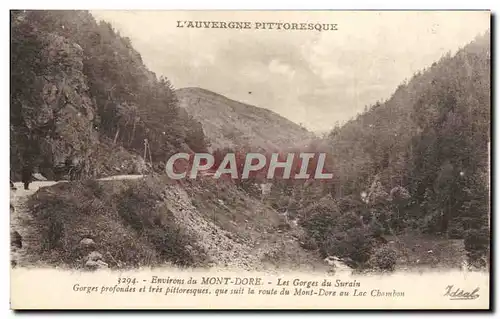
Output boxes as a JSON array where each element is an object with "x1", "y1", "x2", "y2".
[{"x1": 165, "y1": 152, "x2": 334, "y2": 180}]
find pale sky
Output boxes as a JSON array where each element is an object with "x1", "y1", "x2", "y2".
[{"x1": 91, "y1": 10, "x2": 490, "y2": 133}]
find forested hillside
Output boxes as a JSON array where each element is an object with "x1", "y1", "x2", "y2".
[
  {"x1": 267, "y1": 31, "x2": 491, "y2": 270},
  {"x1": 10, "y1": 10, "x2": 209, "y2": 180},
  {"x1": 10, "y1": 10, "x2": 490, "y2": 272}
]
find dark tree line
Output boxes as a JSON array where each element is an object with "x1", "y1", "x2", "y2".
[{"x1": 10, "y1": 10, "x2": 210, "y2": 180}]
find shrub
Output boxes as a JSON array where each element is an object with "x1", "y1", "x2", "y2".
[
  {"x1": 371, "y1": 246, "x2": 397, "y2": 271},
  {"x1": 298, "y1": 234, "x2": 319, "y2": 251},
  {"x1": 464, "y1": 227, "x2": 490, "y2": 269},
  {"x1": 448, "y1": 219, "x2": 466, "y2": 239},
  {"x1": 300, "y1": 196, "x2": 376, "y2": 267},
  {"x1": 299, "y1": 200, "x2": 340, "y2": 245},
  {"x1": 323, "y1": 227, "x2": 374, "y2": 266}
]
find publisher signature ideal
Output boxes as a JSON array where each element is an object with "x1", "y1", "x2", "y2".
[{"x1": 444, "y1": 285, "x2": 480, "y2": 300}]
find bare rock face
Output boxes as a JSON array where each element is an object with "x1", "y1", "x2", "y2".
[
  {"x1": 11, "y1": 27, "x2": 100, "y2": 180},
  {"x1": 92, "y1": 140, "x2": 151, "y2": 176},
  {"x1": 38, "y1": 34, "x2": 99, "y2": 178}
]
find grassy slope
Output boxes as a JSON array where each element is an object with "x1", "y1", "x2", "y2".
[{"x1": 27, "y1": 178, "x2": 203, "y2": 269}]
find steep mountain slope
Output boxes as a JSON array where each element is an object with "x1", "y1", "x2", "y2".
[
  {"x1": 269, "y1": 30, "x2": 490, "y2": 270},
  {"x1": 9, "y1": 10, "x2": 327, "y2": 272},
  {"x1": 11, "y1": 10, "x2": 490, "y2": 273},
  {"x1": 326, "y1": 31, "x2": 490, "y2": 228},
  {"x1": 176, "y1": 87, "x2": 314, "y2": 151},
  {"x1": 327, "y1": 31, "x2": 490, "y2": 199},
  {"x1": 18, "y1": 176, "x2": 329, "y2": 271},
  {"x1": 10, "y1": 10, "x2": 209, "y2": 180}
]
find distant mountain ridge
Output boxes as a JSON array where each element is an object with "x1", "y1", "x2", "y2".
[{"x1": 176, "y1": 87, "x2": 315, "y2": 151}]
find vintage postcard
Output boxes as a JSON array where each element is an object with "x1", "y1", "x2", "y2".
[{"x1": 9, "y1": 10, "x2": 491, "y2": 310}]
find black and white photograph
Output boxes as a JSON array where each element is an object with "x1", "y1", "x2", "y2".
[{"x1": 9, "y1": 9, "x2": 491, "y2": 310}]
